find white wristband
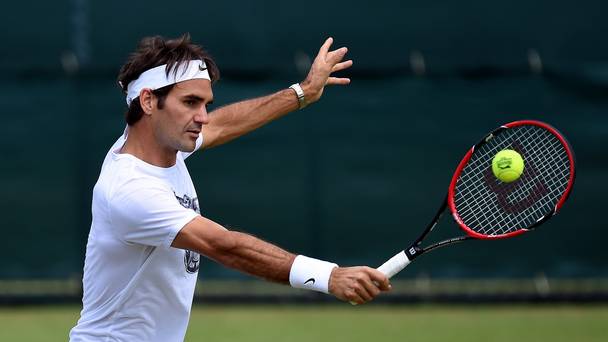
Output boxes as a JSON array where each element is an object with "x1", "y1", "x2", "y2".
[{"x1": 289, "y1": 255, "x2": 338, "y2": 294}]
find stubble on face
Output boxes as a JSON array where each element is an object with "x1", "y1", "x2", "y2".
[{"x1": 153, "y1": 80, "x2": 212, "y2": 153}]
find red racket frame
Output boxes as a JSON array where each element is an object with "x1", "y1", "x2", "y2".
[{"x1": 447, "y1": 120, "x2": 576, "y2": 240}]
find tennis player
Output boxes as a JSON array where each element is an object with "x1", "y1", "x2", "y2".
[{"x1": 69, "y1": 34, "x2": 390, "y2": 341}]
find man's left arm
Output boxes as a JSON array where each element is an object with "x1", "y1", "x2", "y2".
[{"x1": 201, "y1": 37, "x2": 352, "y2": 149}]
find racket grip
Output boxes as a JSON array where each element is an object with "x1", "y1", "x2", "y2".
[{"x1": 377, "y1": 251, "x2": 411, "y2": 279}]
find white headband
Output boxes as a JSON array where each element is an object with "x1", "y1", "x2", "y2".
[{"x1": 125, "y1": 59, "x2": 211, "y2": 105}]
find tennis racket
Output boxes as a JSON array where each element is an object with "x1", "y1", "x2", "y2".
[{"x1": 377, "y1": 120, "x2": 576, "y2": 278}]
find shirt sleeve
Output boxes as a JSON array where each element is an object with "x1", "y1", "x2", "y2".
[
  {"x1": 109, "y1": 177, "x2": 199, "y2": 248},
  {"x1": 179, "y1": 133, "x2": 204, "y2": 160}
]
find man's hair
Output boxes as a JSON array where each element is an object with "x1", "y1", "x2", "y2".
[{"x1": 117, "y1": 33, "x2": 220, "y2": 125}]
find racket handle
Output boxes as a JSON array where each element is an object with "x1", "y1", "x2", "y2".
[
  {"x1": 348, "y1": 251, "x2": 410, "y2": 306},
  {"x1": 377, "y1": 251, "x2": 411, "y2": 279}
]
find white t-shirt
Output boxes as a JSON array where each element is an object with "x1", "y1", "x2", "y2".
[{"x1": 70, "y1": 129, "x2": 204, "y2": 342}]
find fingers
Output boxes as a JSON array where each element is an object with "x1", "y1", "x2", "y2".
[
  {"x1": 317, "y1": 37, "x2": 348, "y2": 65},
  {"x1": 330, "y1": 267, "x2": 391, "y2": 305},
  {"x1": 302, "y1": 37, "x2": 351, "y2": 103},
  {"x1": 318, "y1": 37, "x2": 334, "y2": 59},
  {"x1": 346, "y1": 289, "x2": 367, "y2": 305},
  {"x1": 331, "y1": 60, "x2": 353, "y2": 73},
  {"x1": 350, "y1": 268, "x2": 390, "y2": 305},
  {"x1": 358, "y1": 277, "x2": 381, "y2": 302},
  {"x1": 345, "y1": 281, "x2": 376, "y2": 305},
  {"x1": 326, "y1": 77, "x2": 351, "y2": 86},
  {"x1": 326, "y1": 47, "x2": 348, "y2": 65},
  {"x1": 368, "y1": 268, "x2": 391, "y2": 291}
]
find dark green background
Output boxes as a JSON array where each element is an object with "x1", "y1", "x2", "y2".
[{"x1": 1, "y1": 0, "x2": 606, "y2": 280}]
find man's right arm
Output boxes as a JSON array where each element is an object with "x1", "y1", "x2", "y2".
[{"x1": 172, "y1": 216, "x2": 391, "y2": 304}]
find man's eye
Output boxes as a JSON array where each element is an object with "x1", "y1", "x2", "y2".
[{"x1": 185, "y1": 100, "x2": 195, "y2": 106}]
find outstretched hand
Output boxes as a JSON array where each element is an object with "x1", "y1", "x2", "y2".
[
  {"x1": 300, "y1": 37, "x2": 353, "y2": 106},
  {"x1": 328, "y1": 266, "x2": 391, "y2": 305}
]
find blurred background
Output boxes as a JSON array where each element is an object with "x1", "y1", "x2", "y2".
[{"x1": 1, "y1": 0, "x2": 607, "y2": 340}]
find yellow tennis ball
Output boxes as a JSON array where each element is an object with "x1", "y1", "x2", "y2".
[{"x1": 492, "y1": 149, "x2": 524, "y2": 183}]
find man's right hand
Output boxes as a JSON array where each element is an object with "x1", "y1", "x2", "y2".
[{"x1": 328, "y1": 266, "x2": 391, "y2": 304}]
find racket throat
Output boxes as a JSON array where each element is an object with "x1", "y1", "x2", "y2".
[{"x1": 404, "y1": 244, "x2": 424, "y2": 261}]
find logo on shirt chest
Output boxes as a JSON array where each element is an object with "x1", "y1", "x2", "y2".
[
  {"x1": 175, "y1": 192, "x2": 201, "y2": 273},
  {"x1": 184, "y1": 250, "x2": 200, "y2": 274},
  {"x1": 174, "y1": 192, "x2": 200, "y2": 214}
]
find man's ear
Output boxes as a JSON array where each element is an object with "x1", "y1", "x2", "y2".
[{"x1": 139, "y1": 88, "x2": 156, "y2": 115}]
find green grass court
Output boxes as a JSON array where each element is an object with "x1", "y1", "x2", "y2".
[{"x1": 0, "y1": 305, "x2": 606, "y2": 341}]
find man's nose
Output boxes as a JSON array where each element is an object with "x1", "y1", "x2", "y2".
[{"x1": 194, "y1": 107, "x2": 209, "y2": 124}]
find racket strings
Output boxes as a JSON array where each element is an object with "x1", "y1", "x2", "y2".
[{"x1": 453, "y1": 125, "x2": 572, "y2": 237}]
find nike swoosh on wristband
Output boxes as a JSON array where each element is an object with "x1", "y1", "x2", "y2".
[{"x1": 304, "y1": 278, "x2": 315, "y2": 285}]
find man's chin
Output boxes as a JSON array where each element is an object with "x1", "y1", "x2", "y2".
[
  {"x1": 180, "y1": 146, "x2": 197, "y2": 153},
  {"x1": 178, "y1": 141, "x2": 197, "y2": 153}
]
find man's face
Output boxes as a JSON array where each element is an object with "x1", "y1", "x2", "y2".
[{"x1": 152, "y1": 79, "x2": 213, "y2": 153}]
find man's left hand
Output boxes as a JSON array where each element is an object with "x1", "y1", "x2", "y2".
[{"x1": 300, "y1": 37, "x2": 353, "y2": 105}]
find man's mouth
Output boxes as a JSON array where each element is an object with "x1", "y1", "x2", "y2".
[{"x1": 186, "y1": 129, "x2": 200, "y2": 139}]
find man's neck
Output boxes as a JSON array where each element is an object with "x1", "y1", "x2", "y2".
[{"x1": 120, "y1": 124, "x2": 177, "y2": 168}]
